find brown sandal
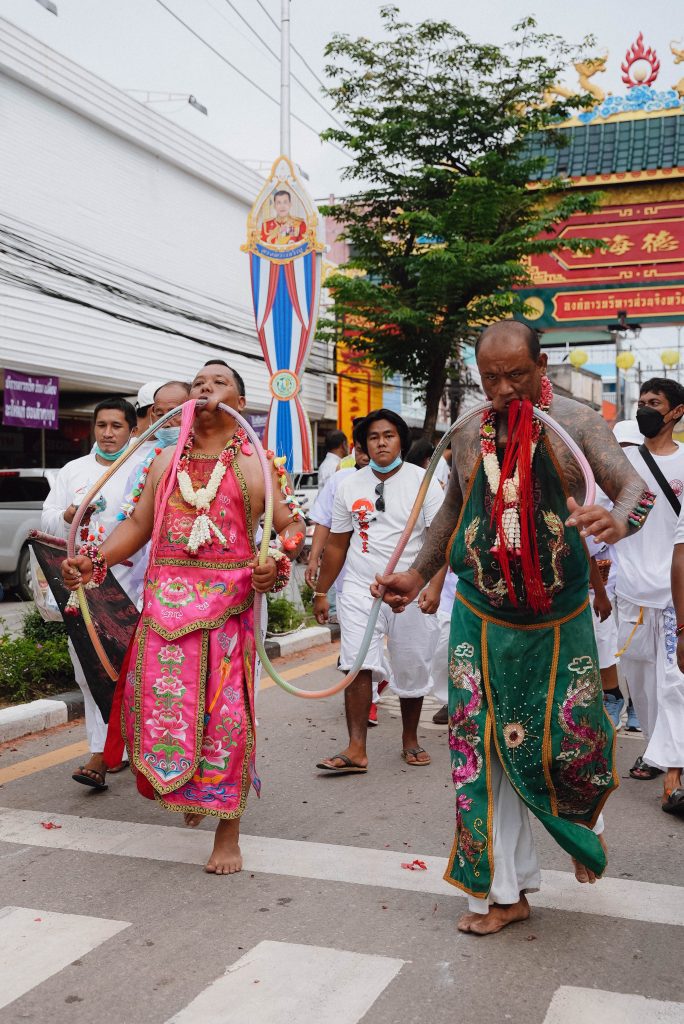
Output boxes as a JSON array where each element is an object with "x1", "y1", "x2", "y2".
[{"x1": 401, "y1": 747, "x2": 431, "y2": 766}]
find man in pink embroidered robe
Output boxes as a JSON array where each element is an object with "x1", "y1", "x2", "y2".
[{"x1": 63, "y1": 362, "x2": 303, "y2": 874}]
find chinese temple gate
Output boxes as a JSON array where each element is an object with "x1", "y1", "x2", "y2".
[{"x1": 518, "y1": 36, "x2": 684, "y2": 335}]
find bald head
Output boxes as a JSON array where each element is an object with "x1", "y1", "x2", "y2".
[
  {"x1": 475, "y1": 320, "x2": 547, "y2": 413},
  {"x1": 475, "y1": 320, "x2": 541, "y2": 361}
]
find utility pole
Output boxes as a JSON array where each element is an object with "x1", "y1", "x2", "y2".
[{"x1": 280, "y1": 0, "x2": 291, "y2": 157}]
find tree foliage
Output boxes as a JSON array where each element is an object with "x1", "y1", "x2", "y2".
[{"x1": 319, "y1": 9, "x2": 602, "y2": 434}]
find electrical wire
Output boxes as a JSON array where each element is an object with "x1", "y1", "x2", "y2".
[
  {"x1": 216, "y1": 0, "x2": 345, "y2": 130},
  {"x1": 253, "y1": 0, "x2": 328, "y2": 93},
  {"x1": 153, "y1": 0, "x2": 348, "y2": 155},
  {"x1": 0, "y1": 223, "x2": 414, "y2": 392}
]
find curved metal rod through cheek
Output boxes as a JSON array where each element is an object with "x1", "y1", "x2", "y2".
[{"x1": 67, "y1": 399, "x2": 595, "y2": 697}]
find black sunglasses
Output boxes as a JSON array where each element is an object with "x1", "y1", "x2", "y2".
[{"x1": 375, "y1": 481, "x2": 385, "y2": 512}]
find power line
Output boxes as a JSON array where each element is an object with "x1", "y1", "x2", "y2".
[
  {"x1": 153, "y1": 0, "x2": 348, "y2": 155},
  {"x1": 217, "y1": 0, "x2": 344, "y2": 130},
  {"x1": 253, "y1": 0, "x2": 328, "y2": 93}
]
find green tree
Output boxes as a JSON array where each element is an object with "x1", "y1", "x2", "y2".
[{"x1": 320, "y1": 9, "x2": 601, "y2": 434}]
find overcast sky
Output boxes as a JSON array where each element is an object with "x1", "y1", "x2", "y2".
[{"x1": 2, "y1": 0, "x2": 679, "y2": 364}]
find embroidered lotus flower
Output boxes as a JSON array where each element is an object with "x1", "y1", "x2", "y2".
[
  {"x1": 167, "y1": 514, "x2": 195, "y2": 543},
  {"x1": 153, "y1": 675, "x2": 185, "y2": 698},
  {"x1": 200, "y1": 735, "x2": 229, "y2": 769},
  {"x1": 146, "y1": 707, "x2": 189, "y2": 741},
  {"x1": 156, "y1": 577, "x2": 196, "y2": 608},
  {"x1": 158, "y1": 644, "x2": 184, "y2": 666}
]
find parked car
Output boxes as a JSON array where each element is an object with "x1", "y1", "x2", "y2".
[
  {"x1": 0, "y1": 468, "x2": 58, "y2": 600},
  {"x1": 292, "y1": 471, "x2": 318, "y2": 518}
]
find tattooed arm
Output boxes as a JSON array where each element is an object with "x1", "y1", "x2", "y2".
[
  {"x1": 371, "y1": 433, "x2": 467, "y2": 612},
  {"x1": 553, "y1": 397, "x2": 650, "y2": 544}
]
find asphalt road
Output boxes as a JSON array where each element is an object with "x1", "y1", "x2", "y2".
[{"x1": 0, "y1": 642, "x2": 682, "y2": 1024}]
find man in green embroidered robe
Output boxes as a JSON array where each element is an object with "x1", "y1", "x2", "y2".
[{"x1": 374, "y1": 321, "x2": 651, "y2": 935}]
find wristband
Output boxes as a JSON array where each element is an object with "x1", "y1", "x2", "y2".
[
  {"x1": 64, "y1": 543, "x2": 107, "y2": 616},
  {"x1": 267, "y1": 547, "x2": 292, "y2": 593},
  {"x1": 676, "y1": 624, "x2": 684, "y2": 638},
  {"x1": 78, "y1": 542, "x2": 108, "y2": 586},
  {"x1": 312, "y1": 591, "x2": 328, "y2": 598}
]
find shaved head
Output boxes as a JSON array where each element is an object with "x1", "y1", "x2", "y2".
[{"x1": 475, "y1": 320, "x2": 541, "y2": 361}]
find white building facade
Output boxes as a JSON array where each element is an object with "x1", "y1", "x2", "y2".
[{"x1": 0, "y1": 17, "x2": 329, "y2": 467}]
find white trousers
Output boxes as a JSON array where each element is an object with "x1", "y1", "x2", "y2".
[
  {"x1": 67, "y1": 639, "x2": 107, "y2": 754},
  {"x1": 338, "y1": 585, "x2": 438, "y2": 698},
  {"x1": 428, "y1": 609, "x2": 451, "y2": 705},
  {"x1": 467, "y1": 748, "x2": 604, "y2": 914},
  {"x1": 617, "y1": 598, "x2": 684, "y2": 770}
]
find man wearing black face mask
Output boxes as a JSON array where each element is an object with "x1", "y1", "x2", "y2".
[{"x1": 613, "y1": 377, "x2": 684, "y2": 814}]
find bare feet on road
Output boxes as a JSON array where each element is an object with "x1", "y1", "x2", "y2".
[
  {"x1": 572, "y1": 832, "x2": 608, "y2": 884},
  {"x1": 205, "y1": 818, "x2": 242, "y2": 875},
  {"x1": 457, "y1": 894, "x2": 530, "y2": 935}
]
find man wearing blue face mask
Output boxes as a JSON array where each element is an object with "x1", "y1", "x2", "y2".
[
  {"x1": 42, "y1": 397, "x2": 141, "y2": 790},
  {"x1": 612, "y1": 377, "x2": 684, "y2": 815},
  {"x1": 313, "y1": 408, "x2": 444, "y2": 774},
  {"x1": 119, "y1": 381, "x2": 192, "y2": 594}
]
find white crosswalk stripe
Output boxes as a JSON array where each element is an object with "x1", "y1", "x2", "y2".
[
  {"x1": 1, "y1": 805, "x2": 683, "y2": 928},
  {"x1": 0, "y1": 906, "x2": 129, "y2": 1011},
  {"x1": 165, "y1": 941, "x2": 404, "y2": 1024},
  {"x1": 543, "y1": 986, "x2": 684, "y2": 1023}
]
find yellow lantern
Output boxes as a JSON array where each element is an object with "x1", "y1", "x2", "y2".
[
  {"x1": 661, "y1": 349, "x2": 679, "y2": 369},
  {"x1": 616, "y1": 351, "x2": 635, "y2": 371},
  {"x1": 569, "y1": 348, "x2": 588, "y2": 368}
]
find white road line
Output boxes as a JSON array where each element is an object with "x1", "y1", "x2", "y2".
[
  {"x1": 165, "y1": 941, "x2": 404, "y2": 1024},
  {"x1": 544, "y1": 986, "x2": 684, "y2": 1023},
  {"x1": 1, "y1": 806, "x2": 683, "y2": 928},
  {"x1": 0, "y1": 906, "x2": 129, "y2": 1011}
]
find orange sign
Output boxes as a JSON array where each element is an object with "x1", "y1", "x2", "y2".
[{"x1": 336, "y1": 345, "x2": 383, "y2": 445}]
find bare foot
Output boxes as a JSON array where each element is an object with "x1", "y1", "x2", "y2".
[
  {"x1": 466, "y1": 895, "x2": 530, "y2": 935},
  {"x1": 184, "y1": 812, "x2": 205, "y2": 828},
  {"x1": 457, "y1": 911, "x2": 484, "y2": 933},
  {"x1": 205, "y1": 818, "x2": 242, "y2": 875},
  {"x1": 572, "y1": 832, "x2": 608, "y2": 884}
]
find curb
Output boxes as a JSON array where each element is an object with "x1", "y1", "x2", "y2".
[
  {"x1": 1, "y1": 625, "x2": 341, "y2": 743},
  {"x1": 0, "y1": 689, "x2": 84, "y2": 745},
  {"x1": 263, "y1": 622, "x2": 339, "y2": 658}
]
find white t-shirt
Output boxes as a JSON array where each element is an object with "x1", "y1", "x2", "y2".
[
  {"x1": 434, "y1": 456, "x2": 451, "y2": 490},
  {"x1": 674, "y1": 500, "x2": 684, "y2": 545},
  {"x1": 41, "y1": 452, "x2": 148, "y2": 604},
  {"x1": 309, "y1": 468, "x2": 355, "y2": 528},
  {"x1": 309, "y1": 467, "x2": 355, "y2": 593},
  {"x1": 331, "y1": 463, "x2": 444, "y2": 592},
  {"x1": 613, "y1": 444, "x2": 684, "y2": 609},
  {"x1": 317, "y1": 451, "x2": 341, "y2": 489}
]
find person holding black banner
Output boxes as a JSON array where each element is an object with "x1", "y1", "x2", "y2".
[
  {"x1": 42, "y1": 397, "x2": 141, "y2": 791},
  {"x1": 613, "y1": 378, "x2": 684, "y2": 816}
]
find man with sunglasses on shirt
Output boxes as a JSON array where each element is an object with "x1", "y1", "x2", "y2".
[{"x1": 313, "y1": 409, "x2": 444, "y2": 774}]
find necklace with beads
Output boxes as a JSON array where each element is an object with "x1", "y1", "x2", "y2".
[
  {"x1": 480, "y1": 376, "x2": 553, "y2": 554},
  {"x1": 177, "y1": 427, "x2": 248, "y2": 555}
]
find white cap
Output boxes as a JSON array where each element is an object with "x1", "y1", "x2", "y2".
[
  {"x1": 135, "y1": 381, "x2": 165, "y2": 411},
  {"x1": 613, "y1": 419, "x2": 643, "y2": 445}
]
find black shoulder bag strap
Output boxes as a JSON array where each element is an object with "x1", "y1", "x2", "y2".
[{"x1": 639, "y1": 444, "x2": 681, "y2": 517}]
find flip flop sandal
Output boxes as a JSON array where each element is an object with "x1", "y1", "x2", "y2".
[
  {"x1": 315, "y1": 753, "x2": 368, "y2": 775},
  {"x1": 662, "y1": 788, "x2": 684, "y2": 817},
  {"x1": 401, "y1": 747, "x2": 431, "y2": 766},
  {"x1": 629, "y1": 756, "x2": 663, "y2": 781},
  {"x1": 72, "y1": 767, "x2": 108, "y2": 791},
  {"x1": 106, "y1": 761, "x2": 130, "y2": 774}
]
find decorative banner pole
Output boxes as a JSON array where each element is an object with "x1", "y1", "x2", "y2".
[{"x1": 242, "y1": 2, "x2": 325, "y2": 473}]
